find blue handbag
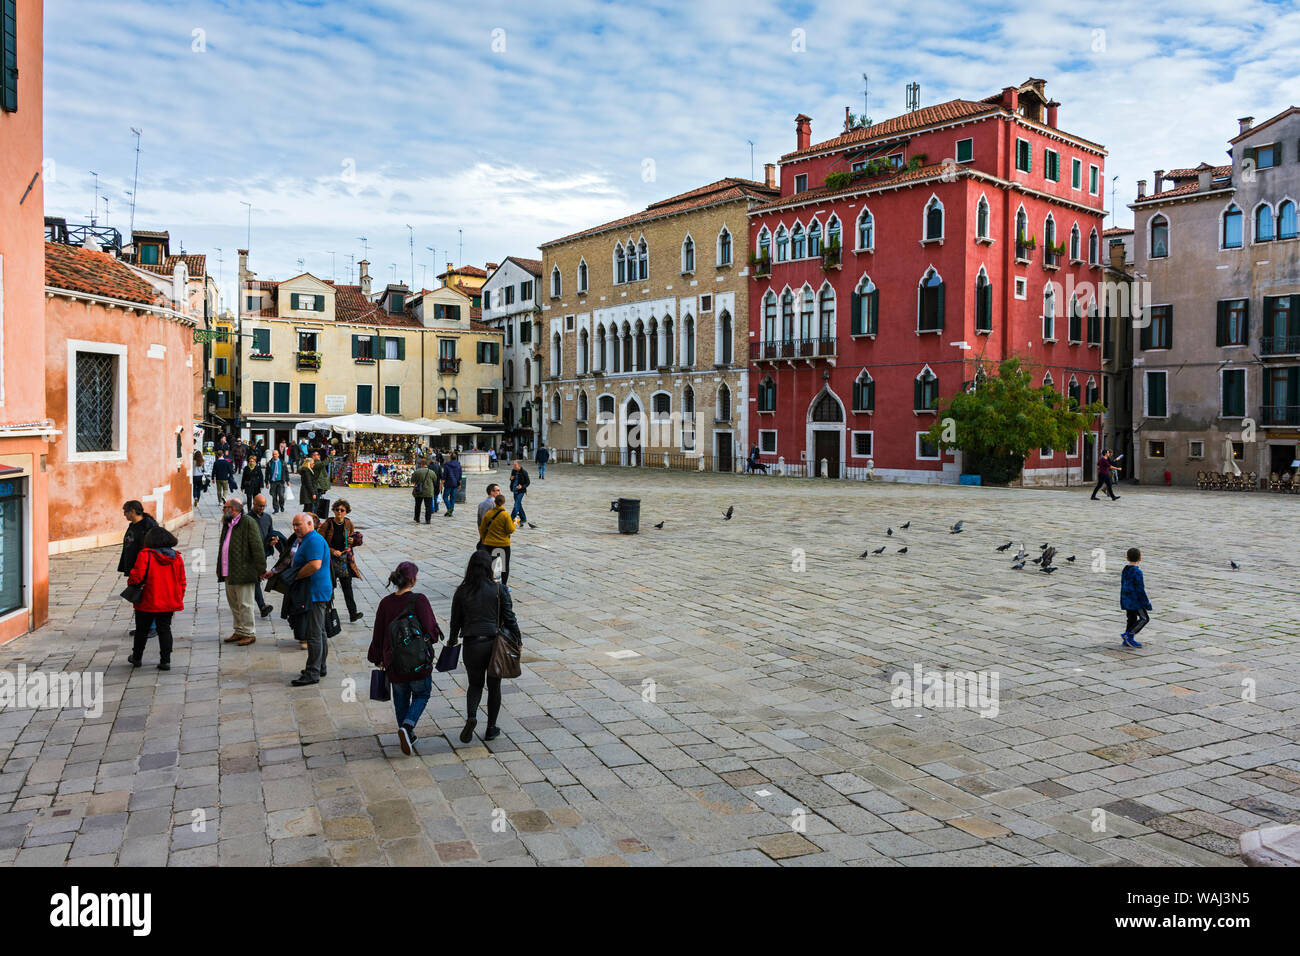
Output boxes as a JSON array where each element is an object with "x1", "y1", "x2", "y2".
[
  {"x1": 436, "y1": 641, "x2": 460, "y2": 673},
  {"x1": 369, "y1": 668, "x2": 390, "y2": 701}
]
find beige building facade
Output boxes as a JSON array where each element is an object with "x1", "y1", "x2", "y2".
[{"x1": 539, "y1": 177, "x2": 777, "y2": 469}]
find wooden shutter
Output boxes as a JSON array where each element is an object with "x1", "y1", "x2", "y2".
[
  {"x1": 980, "y1": 283, "x2": 993, "y2": 330},
  {"x1": 1139, "y1": 314, "x2": 1152, "y2": 351},
  {"x1": 2, "y1": 0, "x2": 16, "y2": 112},
  {"x1": 290, "y1": 292, "x2": 300, "y2": 310},
  {"x1": 868, "y1": 289, "x2": 879, "y2": 334},
  {"x1": 914, "y1": 376, "x2": 923, "y2": 410},
  {"x1": 1216, "y1": 301, "x2": 1228, "y2": 346},
  {"x1": 935, "y1": 283, "x2": 945, "y2": 331},
  {"x1": 397, "y1": 337, "x2": 406, "y2": 360},
  {"x1": 1241, "y1": 300, "x2": 1249, "y2": 344},
  {"x1": 1164, "y1": 306, "x2": 1173, "y2": 349},
  {"x1": 850, "y1": 292, "x2": 861, "y2": 335},
  {"x1": 315, "y1": 295, "x2": 325, "y2": 311},
  {"x1": 351, "y1": 335, "x2": 359, "y2": 358}
]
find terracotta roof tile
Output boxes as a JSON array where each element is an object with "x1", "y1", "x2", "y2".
[
  {"x1": 751, "y1": 162, "x2": 952, "y2": 213},
  {"x1": 543, "y1": 178, "x2": 778, "y2": 247},
  {"x1": 136, "y1": 253, "x2": 207, "y2": 278},
  {"x1": 1165, "y1": 164, "x2": 1230, "y2": 181},
  {"x1": 503, "y1": 256, "x2": 542, "y2": 276},
  {"x1": 1102, "y1": 226, "x2": 1133, "y2": 236},
  {"x1": 45, "y1": 241, "x2": 161, "y2": 306},
  {"x1": 437, "y1": 265, "x2": 487, "y2": 279},
  {"x1": 781, "y1": 100, "x2": 1001, "y2": 161}
]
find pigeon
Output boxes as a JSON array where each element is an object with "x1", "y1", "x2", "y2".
[
  {"x1": 1066, "y1": 555, "x2": 1076, "y2": 563},
  {"x1": 886, "y1": 527, "x2": 893, "y2": 536},
  {"x1": 950, "y1": 521, "x2": 964, "y2": 534},
  {"x1": 654, "y1": 521, "x2": 664, "y2": 529},
  {"x1": 871, "y1": 546, "x2": 886, "y2": 555},
  {"x1": 1040, "y1": 547, "x2": 1057, "y2": 569},
  {"x1": 528, "y1": 522, "x2": 537, "y2": 529},
  {"x1": 996, "y1": 541, "x2": 1013, "y2": 552},
  {"x1": 900, "y1": 521, "x2": 911, "y2": 530},
  {"x1": 897, "y1": 547, "x2": 908, "y2": 554},
  {"x1": 1230, "y1": 560, "x2": 1240, "y2": 570},
  {"x1": 1013, "y1": 547, "x2": 1028, "y2": 561},
  {"x1": 1031, "y1": 557, "x2": 1043, "y2": 565},
  {"x1": 1011, "y1": 560, "x2": 1026, "y2": 570},
  {"x1": 859, "y1": 548, "x2": 871, "y2": 558},
  {"x1": 723, "y1": 506, "x2": 734, "y2": 520},
  {"x1": 1041, "y1": 566, "x2": 1058, "y2": 574}
]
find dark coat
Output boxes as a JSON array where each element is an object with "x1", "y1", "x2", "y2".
[
  {"x1": 241, "y1": 465, "x2": 265, "y2": 496},
  {"x1": 217, "y1": 513, "x2": 267, "y2": 585},
  {"x1": 212, "y1": 457, "x2": 233, "y2": 482},
  {"x1": 298, "y1": 463, "x2": 317, "y2": 499},
  {"x1": 509, "y1": 467, "x2": 530, "y2": 493},
  {"x1": 1120, "y1": 564, "x2": 1151, "y2": 611},
  {"x1": 118, "y1": 514, "x2": 158, "y2": 574},
  {"x1": 450, "y1": 579, "x2": 520, "y2": 643}
]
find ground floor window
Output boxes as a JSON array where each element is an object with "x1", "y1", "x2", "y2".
[
  {"x1": 1147, "y1": 440, "x2": 1166, "y2": 459},
  {"x1": 917, "y1": 433, "x2": 940, "y2": 460},
  {"x1": 852, "y1": 431, "x2": 873, "y2": 457},
  {"x1": 577, "y1": 428, "x2": 588, "y2": 448},
  {"x1": 758, "y1": 429, "x2": 777, "y2": 454}
]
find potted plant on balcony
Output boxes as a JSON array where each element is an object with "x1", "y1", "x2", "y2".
[
  {"x1": 821, "y1": 236, "x2": 842, "y2": 271},
  {"x1": 749, "y1": 251, "x2": 772, "y2": 277}
]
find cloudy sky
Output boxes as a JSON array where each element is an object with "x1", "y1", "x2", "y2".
[{"x1": 43, "y1": 0, "x2": 1300, "y2": 309}]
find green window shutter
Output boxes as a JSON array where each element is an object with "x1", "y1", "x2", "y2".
[
  {"x1": 868, "y1": 289, "x2": 879, "y2": 334},
  {"x1": 316, "y1": 295, "x2": 325, "y2": 311},
  {"x1": 300, "y1": 383, "x2": 315, "y2": 414},
  {"x1": 252, "y1": 382, "x2": 269, "y2": 414},
  {"x1": 290, "y1": 292, "x2": 300, "y2": 310},
  {"x1": 935, "y1": 283, "x2": 945, "y2": 331},
  {"x1": 850, "y1": 291, "x2": 861, "y2": 335},
  {"x1": 1216, "y1": 301, "x2": 1228, "y2": 346},
  {"x1": 2, "y1": 0, "x2": 16, "y2": 112},
  {"x1": 982, "y1": 282, "x2": 993, "y2": 330},
  {"x1": 1139, "y1": 316, "x2": 1152, "y2": 351},
  {"x1": 397, "y1": 338, "x2": 406, "y2": 360},
  {"x1": 914, "y1": 376, "x2": 922, "y2": 410},
  {"x1": 273, "y1": 382, "x2": 290, "y2": 413},
  {"x1": 351, "y1": 335, "x2": 360, "y2": 358}
]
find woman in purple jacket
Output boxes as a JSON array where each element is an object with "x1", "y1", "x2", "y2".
[{"x1": 367, "y1": 561, "x2": 441, "y2": 755}]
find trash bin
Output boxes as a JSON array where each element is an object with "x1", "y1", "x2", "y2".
[{"x1": 610, "y1": 498, "x2": 640, "y2": 534}]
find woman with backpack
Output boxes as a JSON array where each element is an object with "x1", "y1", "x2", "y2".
[
  {"x1": 126, "y1": 526, "x2": 186, "y2": 670},
  {"x1": 367, "y1": 561, "x2": 440, "y2": 756},
  {"x1": 448, "y1": 549, "x2": 521, "y2": 744}
]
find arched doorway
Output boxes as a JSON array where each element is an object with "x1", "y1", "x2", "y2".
[
  {"x1": 625, "y1": 397, "x2": 642, "y2": 466},
  {"x1": 806, "y1": 387, "x2": 844, "y2": 478}
]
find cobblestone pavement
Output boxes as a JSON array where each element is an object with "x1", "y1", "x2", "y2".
[{"x1": 2, "y1": 466, "x2": 1298, "y2": 867}]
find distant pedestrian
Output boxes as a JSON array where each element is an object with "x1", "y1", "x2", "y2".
[
  {"x1": 118, "y1": 500, "x2": 158, "y2": 639},
  {"x1": 479, "y1": 493, "x2": 517, "y2": 586},
  {"x1": 298, "y1": 455, "x2": 318, "y2": 512},
  {"x1": 289, "y1": 512, "x2": 332, "y2": 685},
  {"x1": 126, "y1": 526, "x2": 185, "y2": 671},
  {"x1": 488, "y1": 447, "x2": 498, "y2": 467},
  {"x1": 441, "y1": 450, "x2": 462, "y2": 516},
  {"x1": 1120, "y1": 547, "x2": 1152, "y2": 648},
  {"x1": 325, "y1": 500, "x2": 364, "y2": 623},
  {"x1": 218, "y1": 498, "x2": 267, "y2": 647},
  {"x1": 367, "y1": 561, "x2": 442, "y2": 756},
  {"x1": 250, "y1": 494, "x2": 278, "y2": 619},
  {"x1": 241, "y1": 455, "x2": 265, "y2": 506},
  {"x1": 213, "y1": 452, "x2": 234, "y2": 502},
  {"x1": 313, "y1": 451, "x2": 332, "y2": 505},
  {"x1": 1091, "y1": 449, "x2": 1120, "y2": 501},
  {"x1": 266, "y1": 449, "x2": 288, "y2": 513},
  {"x1": 410, "y1": 459, "x2": 437, "y2": 524},
  {"x1": 429, "y1": 456, "x2": 444, "y2": 514},
  {"x1": 449, "y1": 549, "x2": 522, "y2": 743},
  {"x1": 508, "y1": 460, "x2": 530, "y2": 525},
  {"x1": 192, "y1": 449, "x2": 207, "y2": 506},
  {"x1": 535, "y1": 442, "x2": 549, "y2": 479},
  {"x1": 477, "y1": 482, "x2": 501, "y2": 538}
]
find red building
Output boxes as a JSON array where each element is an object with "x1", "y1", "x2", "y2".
[{"x1": 747, "y1": 78, "x2": 1107, "y2": 484}]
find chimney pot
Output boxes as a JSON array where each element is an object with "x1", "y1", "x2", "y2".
[
  {"x1": 1047, "y1": 103, "x2": 1059, "y2": 128},
  {"x1": 1001, "y1": 87, "x2": 1019, "y2": 111},
  {"x1": 844, "y1": 106, "x2": 851, "y2": 132},
  {"x1": 1137, "y1": 179, "x2": 1147, "y2": 199},
  {"x1": 1154, "y1": 170, "x2": 1165, "y2": 192},
  {"x1": 1238, "y1": 116, "x2": 1254, "y2": 135},
  {"x1": 795, "y1": 114, "x2": 812, "y2": 151},
  {"x1": 764, "y1": 163, "x2": 776, "y2": 189}
]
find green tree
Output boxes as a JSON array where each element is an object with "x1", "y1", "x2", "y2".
[{"x1": 925, "y1": 356, "x2": 1104, "y2": 482}]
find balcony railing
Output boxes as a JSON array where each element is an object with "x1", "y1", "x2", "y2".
[
  {"x1": 438, "y1": 357, "x2": 461, "y2": 374},
  {"x1": 1262, "y1": 404, "x2": 1300, "y2": 426},
  {"x1": 1262, "y1": 335, "x2": 1300, "y2": 355},
  {"x1": 750, "y1": 337, "x2": 838, "y2": 361},
  {"x1": 295, "y1": 351, "x2": 321, "y2": 371}
]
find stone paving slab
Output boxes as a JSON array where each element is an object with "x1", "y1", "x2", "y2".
[{"x1": 1, "y1": 467, "x2": 1296, "y2": 865}]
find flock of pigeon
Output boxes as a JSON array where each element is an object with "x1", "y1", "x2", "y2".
[{"x1": 852, "y1": 519, "x2": 1077, "y2": 576}]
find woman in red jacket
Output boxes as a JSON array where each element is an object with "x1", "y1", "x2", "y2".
[{"x1": 127, "y1": 526, "x2": 186, "y2": 670}]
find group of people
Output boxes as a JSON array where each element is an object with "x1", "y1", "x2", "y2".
[
  {"x1": 408, "y1": 451, "x2": 464, "y2": 521},
  {"x1": 193, "y1": 434, "x2": 335, "y2": 513}
]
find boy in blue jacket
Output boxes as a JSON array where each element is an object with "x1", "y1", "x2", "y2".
[{"x1": 1120, "y1": 547, "x2": 1152, "y2": 648}]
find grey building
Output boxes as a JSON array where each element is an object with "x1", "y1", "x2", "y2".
[
  {"x1": 1129, "y1": 106, "x2": 1300, "y2": 485},
  {"x1": 1102, "y1": 227, "x2": 1135, "y2": 472}
]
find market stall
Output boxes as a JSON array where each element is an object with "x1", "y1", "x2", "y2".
[
  {"x1": 295, "y1": 414, "x2": 440, "y2": 488},
  {"x1": 411, "y1": 418, "x2": 490, "y2": 472}
]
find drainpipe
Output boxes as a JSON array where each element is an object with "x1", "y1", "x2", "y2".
[
  {"x1": 421, "y1": 330, "x2": 426, "y2": 418},
  {"x1": 375, "y1": 326, "x2": 382, "y2": 414}
]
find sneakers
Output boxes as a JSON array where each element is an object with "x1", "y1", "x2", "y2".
[
  {"x1": 458, "y1": 718, "x2": 477, "y2": 743},
  {"x1": 398, "y1": 724, "x2": 413, "y2": 756},
  {"x1": 349, "y1": 613, "x2": 364, "y2": 623},
  {"x1": 1122, "y1": 633, "x2": 1143, "y2": 648}
]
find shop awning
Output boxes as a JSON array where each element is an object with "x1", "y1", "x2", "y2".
[
  {"x1": 411, "y1": 417, "x2": 482, "y2": 435},
  {"x1": 295, "y1": 414, "x2": 440, "y2": 437}
]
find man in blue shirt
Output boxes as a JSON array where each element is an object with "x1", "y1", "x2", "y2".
[
  {"x1": 289, "y1": 513, "x2": 333, "y2": 685},
  {"x1": 441, "y1": 450, "x2": 463, "y2": 517},
  {"x1": 265, "y1": 449, "x2": 288, "y2": 513}
]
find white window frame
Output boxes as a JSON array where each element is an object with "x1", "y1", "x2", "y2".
[
  {"x1": 1089, "y1": 164, "x2": 1100, "y2": 195},
  {"x1": 758, "y1": 429, "x2": 778, "y2": 454},
  {"x1": 1189, "y1": 440, "x2": 1204, "y2": 460},
  {"x1": 915, "y1": 431, "x2": 941, "y2": 461},
  {"x1": 1147, "y1": 439, "x2": 1167, "y2": 460},
  {"x1": 1014, "y1": 277, "x2": 1027, "y2": 300},
  {"x1": 1071, "y1": 157, "x2": 1082, "y2": 190},
  {"x1": 850, "y1": 430, "x2": 874, "y2": 458},
  {"x1": 794, "y1": 173, "x2": 808, "y2": 193},
  {"x1": 921, "y1": 194, "x2": 945, "y2": 244},
  {"x1": 577, "y1": 257, "x2": 588, "y2": 293},
  {"x1": 576, "y1": 427, "x2": 589, "y2": 449},
  {"x1": 1015, "y1": 137, "x2": 1032, "y2": 172},
  {"x1": 716, "y1": 226, "x2": 733, "y2": 266},
  {"x1": 1044, "y1": 147, "x2": 1060, "y2": 182},
  {"x1": 67, "y1": 339, "x2": 128, "y2": 462},
  {"x1": 856, "y1": 207, "x2": 875, "y2": 252},
  {"x1": 955, "y1": 138, "x2": 974, "y2": 163}
]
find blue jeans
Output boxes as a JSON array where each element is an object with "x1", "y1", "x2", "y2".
[
  {"x1": 392, "y1": 675, "x2": 433, "y2": 730},
  {"x1": 443, "y1": 486, "x2": 456, "y2": 513},
  {"x1": 538, "y1": 462, "x2": 546, "y2": 479},
  {"x1": 511, "y1": 490, "x2": 527, "y2": 523}
]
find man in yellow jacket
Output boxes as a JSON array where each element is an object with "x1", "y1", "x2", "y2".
[{"x1": 478, "y1": 493, "x2": 517, "y2": 587}]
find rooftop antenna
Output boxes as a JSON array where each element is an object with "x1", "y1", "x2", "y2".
[
  {"x1": 325, "y1": 250, "x2": 336, "y2": 281},
  {"x1": 128, "y1": 127, "x2": 142, "y2": 236},
  {"x1": 356, "y1": 236, "x2": 369, "y2": 259},
  {"x1": 860, "y1": 73, "x2": 872, "y2": 127},
  {"x1": 390, "y1": 263, "x2": 398, "y2": 282},
  {"x1": 457, "y1": 228, "x2": 463, "y2": 268},
  {"x1": 1111, "y1": 175, "x2": 1119, "y2": 227},
  {"x1": 347, "y1": 253, "x2": 355, "y2": 284},
  {"x1": 747, "y1": 140, "x2": 754, "y2": 180},
  {"x1": 296, "y1": 257, "x2": 305, "y2": 274},
  {"x1": 215, "y1": 247, "x2": 224, "y2": 310},
  {"x1": 406, "y1": 224, "x2": 414, "y2": 289},
  {"x1": 426, "y1": 246, "x2": 437, "y2": 282},
  {"x1": 240, "y1": 200, "x2": 253, "y2": 249},
  {"x1": 905, "y1": 82, "x2": 920, "y2": 113},
  {"x1": 89, "y1": 171, "x2": 99, "y2": 226}
]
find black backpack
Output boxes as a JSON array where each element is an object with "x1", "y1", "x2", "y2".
[{"x1": 387, "y1": 594, "x2": 432, "y2": 676}]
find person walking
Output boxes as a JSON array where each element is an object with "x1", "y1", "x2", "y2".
[
  {"x1": 479, "y1": 493, "x2": 517, "y2": 586},
  {"x1": 367, "y1": 561, "x2": 442, "y2": 755},
  {"x1": 266, "y1": 449, "x2": 288, "y2": 513},
  {"x1": 250, "y1": 494, "x2": 279, "y2": 619},
  {"x1": 241, "y1": 454, "x2": 265, "y2": 507},
  {"x1": 213, "y1": 452, "x2": 234, "y2": 502},
  {"x1": 410, "y1": 459, "x2": 437, "y2": 524},
  {"x1": 119, "y1": 500, "x2": 158, "y2": 639},
  {"x1": 448, "y1": 549, "x2": 521, "y2": 743},
  {"x1": 289, "y1": 512, "x2": 332, "y2": 685},
  {"x1": 218, "y1": 498, "x2": 267, "y2": 647},
  {"x1": 429, "y1": 455, "x2": 444, "y2": 514},
  {"x1": 297, "y1": 454, "x2": 318, "y2": 514},
  {"x1": 192, "y1": 449, "x2": 207, "y2": 507},
  {"x1": 534, "y1": 442, "x2": 549, "y2": 479},
  {"x1": 477, "y1": 482, "x2": 501, "y2": 540},
  {"x1": 126, "y1": 526, "x2": 185, "y2": 670},
  {"x1": 1091, "y1": 449, "x2": 1120, "y2": 501},
  {"x1": 325, "y1": 500, "x2": 364, "y2": 623},
  {"x1": 1120, "y1": 547, "x2": 1153, "y2": 648},
  {"x1": 508, "y1": 460, "x2": 531, "y2": 526},
  {"x1": 441, "y1": 450, "x2": 462, "y2": 517},
  {"x1": 313, "y1": 451, "x2": 332, "y2": 512}
]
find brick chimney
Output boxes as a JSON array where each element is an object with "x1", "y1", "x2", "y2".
[
  {"x1": 358, "y1": 258, "x2": 371, "y2": 297},
  {"x1": 1137, "y1": 179, "x2": 1147, "y2": 199},
  {"x1": 1046, "y1": 101, "x2": 1059, "y2": 128},
  {"x1": 1153, "y1": 170, "x2": 1165, "y2": 193},
  {"x1": 844, "y1": 106, "x2": 852, "y2": 132},
  {"x1": 1001, "y1": 86, "x2": 1019, "y2": 111},
  {"x1": 1238, "y1": 116, "x2": 1254, "y2": 135},
  {"x1": 764, "y1": 163, "x2": 777, "y2": 189},
  {"x1": 795, "y1": 114, "x2": 812, "y2": 151}
]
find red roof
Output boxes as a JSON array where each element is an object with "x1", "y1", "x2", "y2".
[
  {"x1": 45, "y1": 242, "x2": 161, "y2": 306},
  {"x1": 543, "y1": 178, "x2": 778, "y2": 247},
  {"x1": 1165, "y1": 164, "x2": 1230, "y2": 181},
  {"x1": 135, "y1": 253, "x2": 207, "y2": 278},
  {"x1": 752, "y1": 162, "x2": 952, "y2": 213},
  {"x1": 500, "y1": 256, "x2": 542, "y2": 276},
  {"x1": 781, "y1": 100, "x2": 1000, "y2": 161},
  {"x1": 1102, "y1": 226, "x2": 1133, "y2": 236},
  {"x1": 437, "y1": 265, "x2": 487, "y2": 279}
]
